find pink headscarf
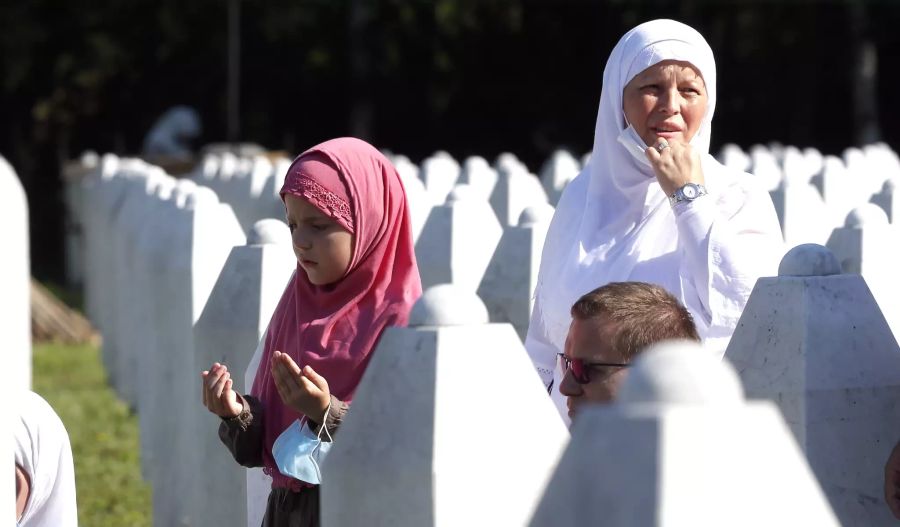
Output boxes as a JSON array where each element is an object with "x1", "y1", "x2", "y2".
[{"x1": 251, "y1": 137, "x2": 422, "y2": 489}]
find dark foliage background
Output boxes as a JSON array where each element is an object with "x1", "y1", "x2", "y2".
[{"x1": 1, "y1": 0, "x2": 896, "y2": 280}]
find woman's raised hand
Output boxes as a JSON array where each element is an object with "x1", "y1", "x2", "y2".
[
  {"x1": 271, "y1": 350, "x2": 331, "y2": 420},
  {"x1": 644, "y1": 139, "x2": 705, "y2": 197},
  {"x1": 201, "y1": 363, "x2": 243, "y2": 418}
]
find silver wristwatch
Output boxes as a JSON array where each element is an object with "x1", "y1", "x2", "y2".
[{"x1": 668, "y1": 182, "x2": 708, "y2": 207}]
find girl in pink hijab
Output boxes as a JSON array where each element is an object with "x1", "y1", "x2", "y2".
[{"x1": 201, "y1": 137, "x2": 422, "y2": 526}]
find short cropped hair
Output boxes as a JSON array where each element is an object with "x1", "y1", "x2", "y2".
[{"x1": 570, "y1": 282, "x2": 700, "y2": 360}]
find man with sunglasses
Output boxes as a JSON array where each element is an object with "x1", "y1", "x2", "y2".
[{"x1": 558, "y1": 282, "x2": 700, "y2": 420}]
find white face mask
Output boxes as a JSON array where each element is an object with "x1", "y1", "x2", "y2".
[
  {"x1": 617, "y1": 123, "x2": 653, "y2": 169},
  {"x1": 271, "y1": 409, "x2": 334, "y2": 485}
]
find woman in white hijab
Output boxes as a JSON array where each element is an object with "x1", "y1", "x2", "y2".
[
  {"x1": 526, "y1": 19, "x2": 783, "y2": 418},
  {"x1": 14, "y1": 391, "x2": 78, "y2": 526}
]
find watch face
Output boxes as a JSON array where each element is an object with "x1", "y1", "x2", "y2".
[{"x1": 683, "y1": 184, "x2": 698, "y2": 199}]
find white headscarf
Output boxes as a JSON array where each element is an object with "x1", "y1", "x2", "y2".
[
  {"x1": 532, "y1": 19, "x2": 782, "y2": 368},
  {"x1": 14, "y1": 391, "x2": 78, "y2": 526}
]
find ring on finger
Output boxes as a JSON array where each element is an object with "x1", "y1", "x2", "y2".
[{"x1": 656, "y1": 140, "x2": 670, "y2": 153}]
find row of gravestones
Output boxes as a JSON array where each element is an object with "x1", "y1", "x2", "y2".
[
  {"x1": 71, "y1": 153, "x2": 556, "y2": 525},
  {"x1": 720, "y1": 142, "x2": 900, "y2": 339},
  {"x1": 64, "y1": 144, "x2": 900, "y2": 525},
  {"x1": 720, "y1": 142, "x2": 900, "y2": 246},
  {"x1": 2, "y1": 156, "x2": 29, "y2": 525},
  {"x1": 315, "y1": 245, "x2": 900, "y2": 526},
  {"x1": 81, "y1": 167, "x2": 900, "y2": 527},
  {"x1": 69, "y1": 151, "x2": 568, "y2": 343}
]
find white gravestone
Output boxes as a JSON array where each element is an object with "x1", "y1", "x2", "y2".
[
  {"x1": 243, "y1": 328, "x2": 276, "y2": 527},
  {"x1": 844, "y1": 146, "x2": 884, "y2": 201},
  {"x1": 191, "y1": 219, "x2": 296, "y2": 527},
  {"x1": 0, "y1": 156, "x2": 31, "y2": 392},
  {"x1": 803, "y1": 147, "x2": 825, "y2": 178},
  {"x1": 725, "y1": 244, "x2": 900, "y2": 526},
  {"x1": 458, "y1": 155, "x2": 498, "y2": 200},
  {"x1": 415, "y1": 185, "x2": 502, "y2": 291},
  {"x1": 478, "y1": 204, "x2": 555, "y2": 341},
  {"x1": 62, "y1": 150, "x2": 99, "y2": 287},
  {"x1": 322, "y1": 285, "x2": 569, "y2": 527},
  {"x1": 539, "y1": 150, "x2": 580, "y2": 206},
  {"x1": 419, "y1": 151, "x2": 460, "y2": 205},
  {"x1": 80, "y1": 153, "x2": 119, "y2": 326},
  {"x1": 871, "y1": 179, "x2": 900, "y2": 223},
  {"x1": 131, "y1": 181, "x2": 178, "y2": 481},
  {"x1": 748, "y1": 145, "x2": 783, "y2": 192},
  {"x1": 827, "y1": 205, "x2": 900, "y2": 339},
  {"x1": 92, "y1": 159, "x2": 147, "y2": 378},
  {"x1": 490, "y1": 162, "x2": 549, "y2": 227},
  {"x1": 770, "y1": 170, "x2": 831, "y2": 247},
  {"x1": 148, "y1": 186, "x2": 246, "y2": 527},
  {"x1": 530, "y1": 341, "x2": 839, "y2": 527},
  {"x1": 716, "y1": 143, "x2": 750, "y2": 173},
  {"x1": 256, "y1": 157, "x2": 292, "y2": 223},
  {"x1": 390, "y1": 154, "x2": 421, "y2": 193},
  {"x1": 110, "y1": 167, "x2": 173, "y2": 406},
  {"x1": 399, "y1": 170, "x2": 433, "y2": 244},
  {"x1": 812, "y1": 155, "x2": 860, "y2": 231}
]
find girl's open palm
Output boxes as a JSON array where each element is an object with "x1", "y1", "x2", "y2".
[{"x1": 271, "y1": 351, "x2": 331, "y2": 420}]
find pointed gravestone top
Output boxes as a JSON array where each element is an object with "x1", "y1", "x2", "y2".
[
  {"x1": 445, "y1": 183, "x2": 476, "y2": 204},
  {"x1": 777, "y1": 244, "x2": 841, "y2": 277},
  {"x1": 409, "y1": 284, "x2": 489, "y2": 327},
  {"x1": 618, "y1": 340, "x2": 744, "y2": 405},
  {"x1": 845, "y1": 203, "x2": 889, "y2": 228},
  {"x1": 518, "y1": 203, "x2": 555, "y2": 228},
  {"x1": 185, "y1": 185, "x2": 219, "y2": 210},
  {"x1": 247, "y1": 218, "x2": 290, "y2": 246}
]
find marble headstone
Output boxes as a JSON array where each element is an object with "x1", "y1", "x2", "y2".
[
  {"x1": 490, "y1": 163, "x2": 549, "y2": 227},
  {"x1": 769, "y1": 171, "x2": 831, "y2": 247},
  {"x1": 826, "y1": 204, "x2": 900, "y2": 339},
  {"x1": 478, "y1": 204, "x2": 555, "y2": 341},
  {"x1": 871, "y1": 179, "x2": 900, "y2": 224},
  {"x1": 0, "y1": 156, "x2": 31, "y2": 392},
  {"x1": 415, "y1": 185, "x2": 502, "y2": 291},
  {"x1": 190, "y1": 219, "x2": 296, "y2": 527},
  {"x1": 539, "y1": 150, "x2": 580, "y2": 206},
  {"x1": 530, "y1": 341, "x2": 839, "y2": 526},
  {"x1": 726, "y1": 244, "x2": 900, "y2": 526},
  {"x1": 147, "y1": 186, "x2": 246, "y2": 527},
  {"x1": 457, "y1": 155, "x2": 498, "y2": 200},
  {"x1": 419, "y1": 151, "x2": 461, "y2": 205},
  {"x1": 322, "y1": 285, "x2": 569, "y2": 527}
]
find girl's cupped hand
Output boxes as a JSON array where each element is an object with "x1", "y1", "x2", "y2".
[{"x1": 201, "y1": 363, "x2": 243, "y2": 418}]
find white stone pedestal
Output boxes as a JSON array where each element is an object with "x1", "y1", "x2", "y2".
[
  {"x1": 539, "y1": 150, "x2": 579, "y2": 206},
  {"x1": 478, "y1": 204, "x2": 555, "y2": 341},
  {"x1": 827, "y1": 205, "x2": 900, "y2": 338},
  {"x1": 322, "y1": 285, "x2": 568, "y2": 527},
  {"x1": 191, "y1": 219, "x2": 295, "y2": 527},
  {"x1": 726, "y1": 244, "x2": 900, "y2": 526},
  {"x1": 0, "y1": 155, "x2": 30, "y2": 392},
  {"x1": 415, "y1": 185, "x2": 502, "y2": 291},
  {"x1": 530, "y1": 341, "x2": 839, "y2": 527}
]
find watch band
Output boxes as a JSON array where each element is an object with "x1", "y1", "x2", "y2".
[{"x1": 668, "y1": 183, "x2": 708, "y2": 208}]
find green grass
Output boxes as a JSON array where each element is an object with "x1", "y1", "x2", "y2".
[{"x1": 32, "y1": 343, "x2": 152, "y2": 527}]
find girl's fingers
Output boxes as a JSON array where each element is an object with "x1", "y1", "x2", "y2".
[
  {"x1": 280, "y1": 353, "x2": 303, "y2": 375},
  {"x1": 201, "y1": 371, "x2": 209, "y2": 406},
  {"x1": 302, "y1": 366, "x2": 328, "y2": 391},
  {"x1": 213, "y1": 372, "x2": 230, "y2": 399}
]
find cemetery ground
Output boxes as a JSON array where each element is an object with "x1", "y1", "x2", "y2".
[{"x1": 33, "y1": 339, "x2": 151, "y2": 526}]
